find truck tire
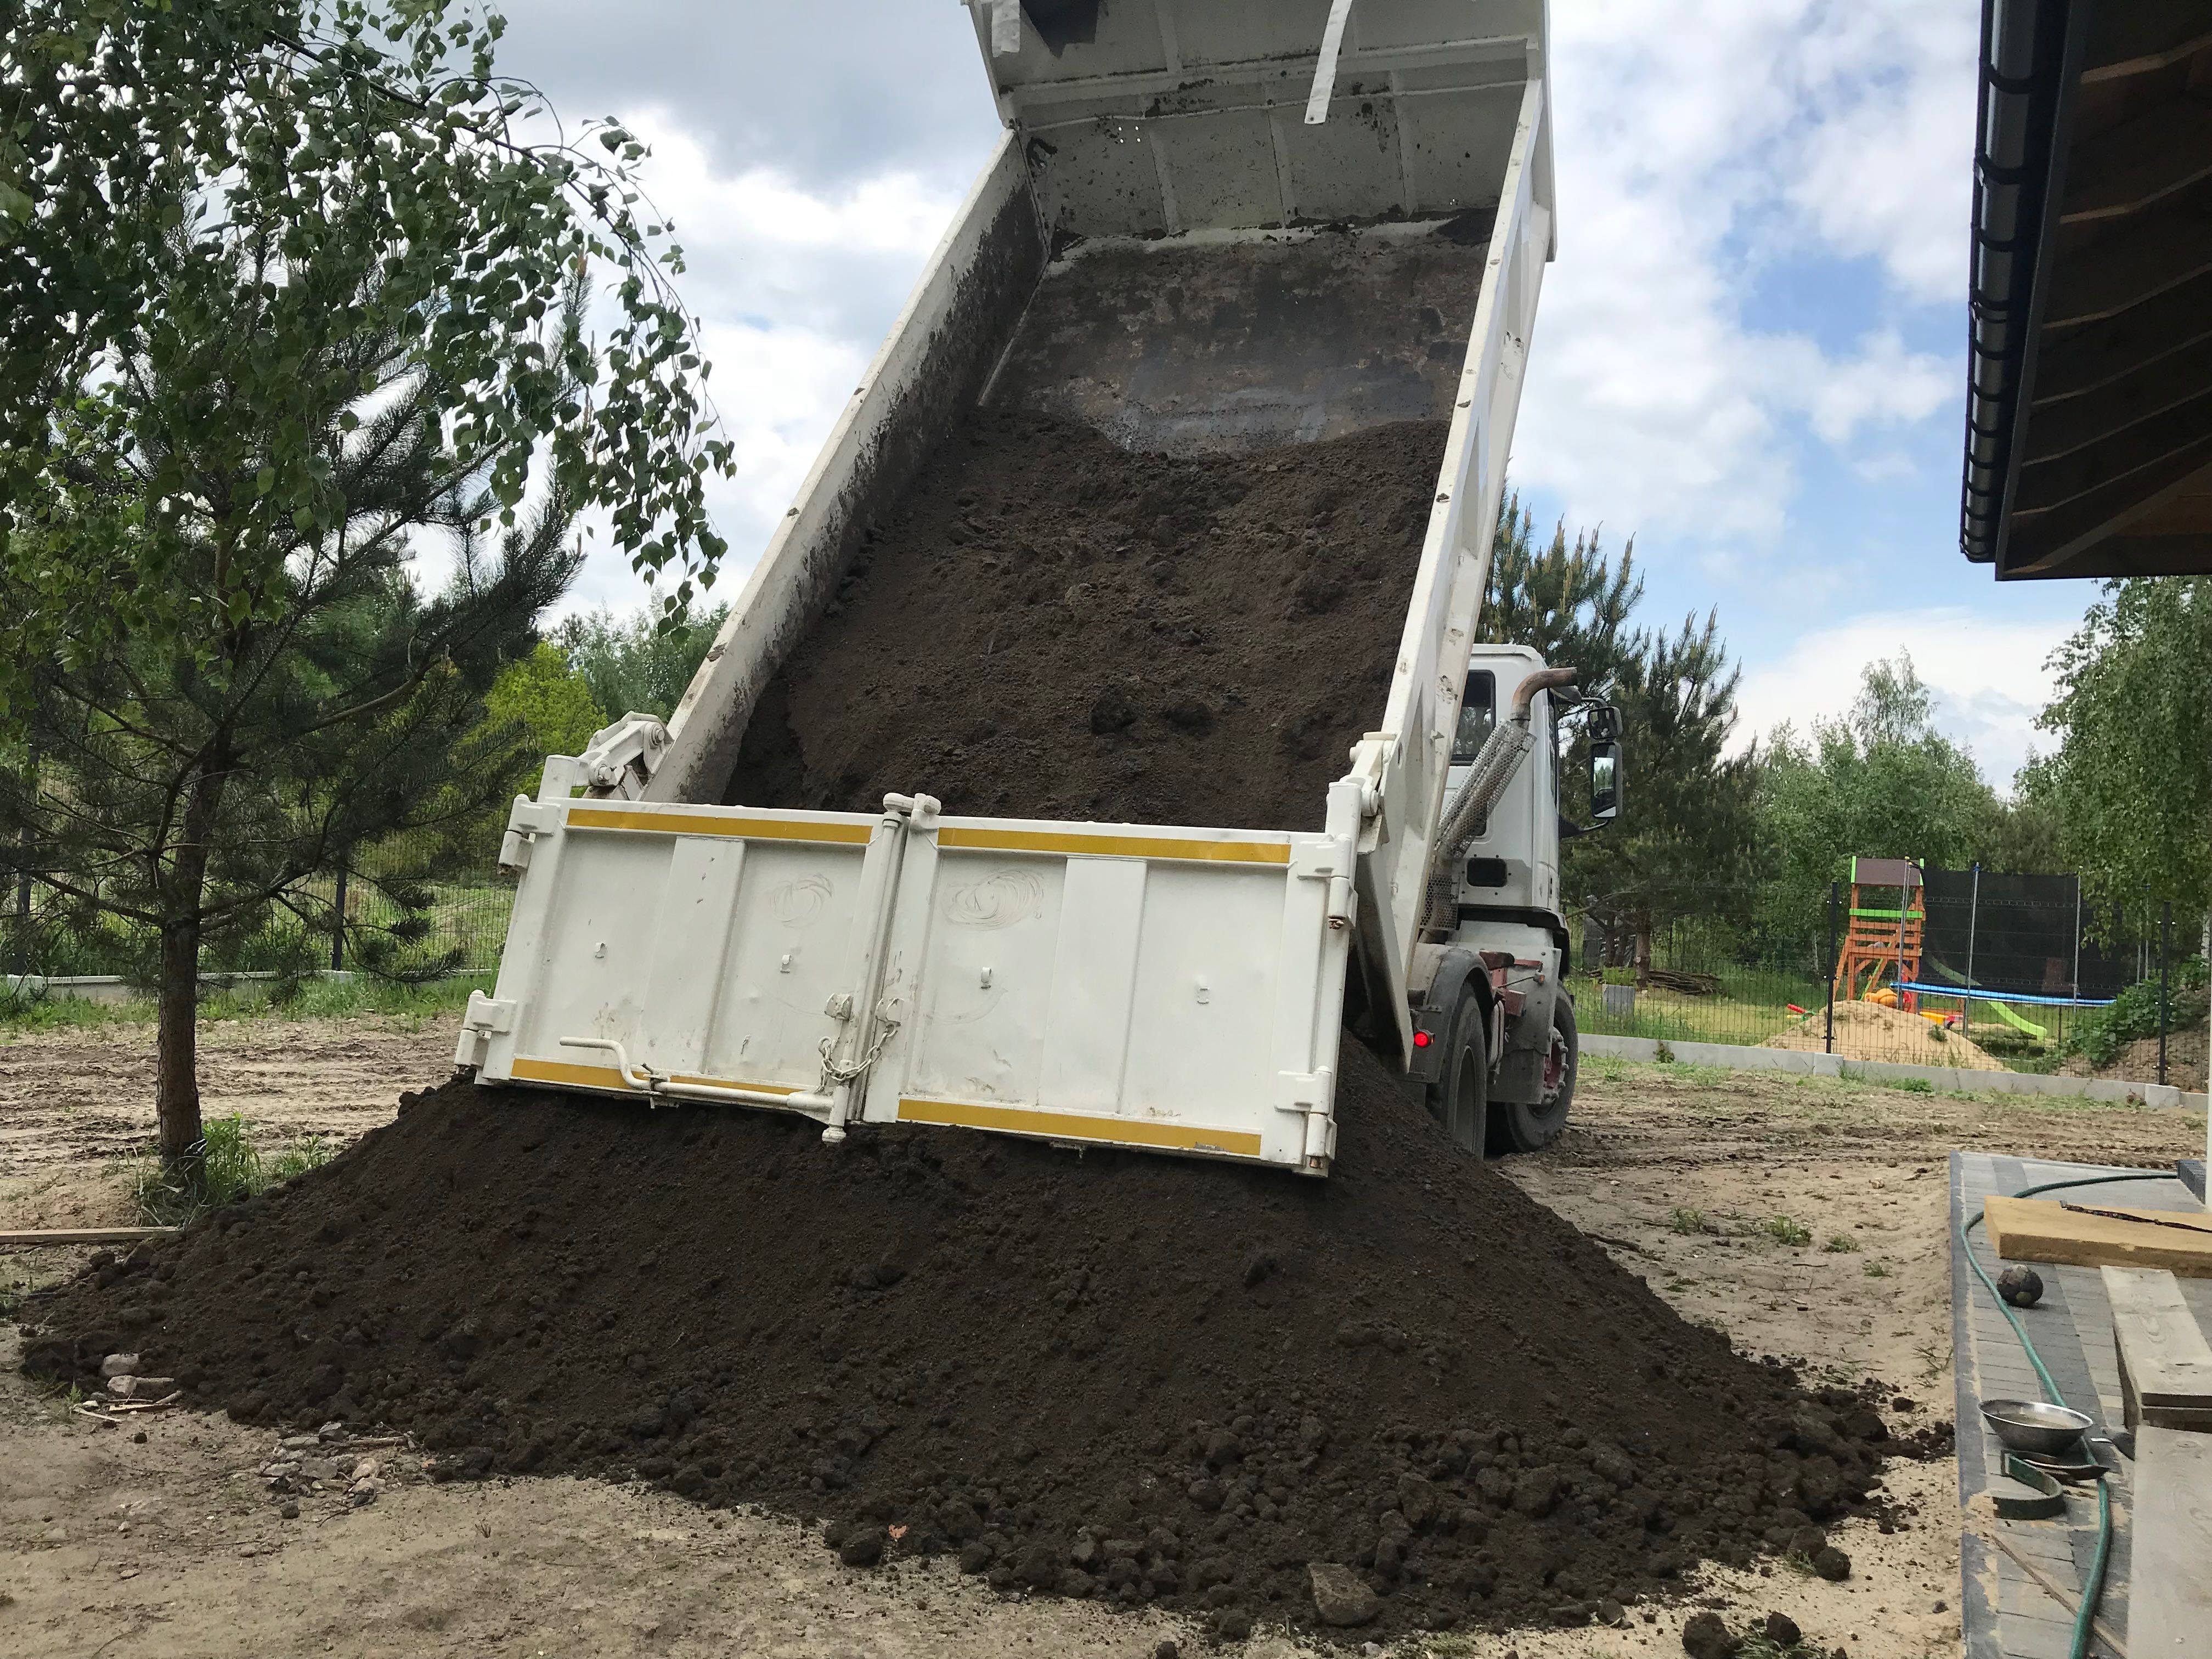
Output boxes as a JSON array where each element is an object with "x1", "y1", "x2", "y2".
[
  {"x1": 1428, "y1": 990, "x2": 1490, "y2": 1156},
  {"x1": 1487, "y1": 989, "x2": 1577, "y2": 1155}
]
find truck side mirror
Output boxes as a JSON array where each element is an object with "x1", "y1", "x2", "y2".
[{"x1": 1590, "y1": 741, "x2": 1622, "y2": 823}]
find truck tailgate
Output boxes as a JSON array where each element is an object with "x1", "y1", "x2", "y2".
[{"x1": 458, "y1": 783, "x2": 1363, "y2": 1174}]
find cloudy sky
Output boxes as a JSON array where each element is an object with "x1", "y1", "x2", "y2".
[{"x1": 489, "y1": 0, "x2": 2089, "y2": 792}]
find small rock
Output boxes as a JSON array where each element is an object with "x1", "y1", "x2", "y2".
[
  {"x1": 1308, "y1": 1561, "x2": 1381, "y2": 1628},
  {"x1": 279, "y1": 1434, "x2": 320, "y2": 1452},
  {"x1": 279, "y1": 1502, "x2": 300, "y2": 1520},
  {"x1": 317, "y1": 1420, "x2": 346, "y2": 1441},
  {"x1": 1682, "y1": 1610, "x2": 1741, "y2": 1659},
  {"x1": 101, "y1": 1352, "x2": 143, "y2": 1378},
  {"x1": 106, "y1": 1374, "x2": 174, "y2": 1400},
  {"x1": 1088, "y1": 686, "x2": 1138, "y2": 735},
  {"x1": 1214, "y1": 1608, "x2": 1254, "y2": 1641},
  {"x1": 351, "y1": 1457, "x2": 381, "y2": 1482},
  {"x1": 838, "y1": 1525, "x2": 887, "y2": 1567},
  {"x1": 300, "y1": 1458, "x2": 341, "y2": 1483},
  {"x1": 132, "y1": 1431, "x2": 146, "y2": 1444},
  {"x1": 1599, "y1": 1599, "x2": 1627, "y2": 1627},
  {"x1": 238, "y1": 1543, "x2": 261, "y2": 1559},
  {"x1": 349, "y1": 1479, "x2": 381, "y2": 1507},
  {"x1": 1788, "y1": 1525, "x2": 1829, "y2": 1559},
  {"x1": 1154, "y1": 1644, "x2": 1180, "y2": 1659},
  {"x1": 1812, "y1": 1546, "x2": 1852, "y2": 1582},
  {"x1": 1765, "y1": 1612, "x2": 1803, "y2": 1647}
]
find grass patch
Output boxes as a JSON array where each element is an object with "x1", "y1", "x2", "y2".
[
  {"x1": 133, "y1": 1115, "x2": 336, "y2": 1224},
  {"x1": 1761, "y1": 1214, "x2": 1813, "y2": 1246},
  {"x1": 1669, "y1": 1206, "x2": 1706, "y2": 1235},
  {"x1": 2, "y1": 972, "x2": 490, "y2": 1035},
  {"x1": 1863, "y1": 1259, "x2": 1892, "y2": 1278},
  {"x1": 1822, "y1": 1232, "x2": 1860, "y2": 1252},
  {"x1": 1582, "y1": 1052, "x2": 1635, "y2": 1084}
]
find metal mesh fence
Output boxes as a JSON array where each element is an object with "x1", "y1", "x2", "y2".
[
  {"x1": 4, "y1": 832, "x2": 512, "y2": 984},
  {"x1": 1565, "y1": 870, "x2": 2190, "y2": 1086}
]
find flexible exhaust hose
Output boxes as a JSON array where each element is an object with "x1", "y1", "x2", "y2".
[{"x1": 1421, "y1": 666, "x2": 1579, "y2": 939}]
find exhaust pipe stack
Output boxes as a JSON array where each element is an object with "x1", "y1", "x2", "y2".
[{"x1": 1421, "y1": 667, "x2": 1579, "y2": 939}]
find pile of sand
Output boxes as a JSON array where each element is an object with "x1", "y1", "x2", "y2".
[{"x1": 1764, "y1": 998, "x2": 2006, "y2": 1070}]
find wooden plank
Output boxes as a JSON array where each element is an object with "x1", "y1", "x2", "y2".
[
  {"x1": 2105, "y1": 1266, "x2": 2212, "y2": 1430},
  {"x1": 2131, "y1": 1426, "x2": 2212, "y2": 1659},
  {"x1": 1984, "y1": 1195, "x2": 2212, "y2": 1276},
  {"x1": 0, "y1": 1226, "x2": 176, "y2": 1248}
]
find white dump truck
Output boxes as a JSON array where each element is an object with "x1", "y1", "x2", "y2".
[{"x1": 455, "y1": 0, "x2": 1623, "y2": 1174}]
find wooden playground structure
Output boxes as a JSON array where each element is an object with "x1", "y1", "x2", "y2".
[{"x1": 1832, "y1": 855, "x2": 1926, "y2": 1005}]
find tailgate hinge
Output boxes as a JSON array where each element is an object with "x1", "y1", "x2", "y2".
[
  {"x1": 454, "y1": 992, "x2": 517, "y2": 1071},
  {"x1": 1275, "y1": 1069, "x2": 1338, "y2": 1170}
]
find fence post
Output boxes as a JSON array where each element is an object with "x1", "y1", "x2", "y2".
[
  {"x1": 1825, "y1": 881, "x2": 1838, "y2": 1056},
  {"x1": 2159, "y1": 901, "x2": 2172, "y2": 1088},
  {"x1": 1964, "y1": 861, "x2": 1980, "y2": 1041},
  {"x1": 331, "y1": 865, "x2": 348, "y2": 973}
]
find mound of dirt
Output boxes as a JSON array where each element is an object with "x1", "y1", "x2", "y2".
[
  {"x1": 1764, "y1": 1000, "x2": 2005, "y2": 1071},
  {"x1": 22, "y1": 1040, "x2": 1901, "y2": 1642},
  {"x1": 726, "y1": 408, "x2": 1448, "y2": 830}
]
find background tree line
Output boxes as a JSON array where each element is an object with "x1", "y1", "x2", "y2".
[{"x1": 1476, "y1": 497, "x2": 2075, "y2": 981}]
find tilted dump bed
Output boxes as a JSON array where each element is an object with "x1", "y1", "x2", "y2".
[{"x1": 457, "y1": 0, "x2": 1554, "y2": 1174}]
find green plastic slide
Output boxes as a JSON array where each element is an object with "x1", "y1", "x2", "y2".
[{"x1": 1925, "y1": 962, "x2": 2047, "y2": 1039}]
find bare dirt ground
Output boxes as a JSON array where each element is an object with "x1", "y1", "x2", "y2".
[{"x1": 2, "y1": 1022, "x2": 2203, "y2": 1659}]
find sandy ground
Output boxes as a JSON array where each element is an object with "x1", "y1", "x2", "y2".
[{"x1": 2, "y1": 1019, "x2": 2203, "y2": 1659}]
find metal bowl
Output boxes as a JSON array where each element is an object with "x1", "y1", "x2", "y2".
[{"x1": 1982, "y1": 1400, "x2": 2094, "y2": 1454}]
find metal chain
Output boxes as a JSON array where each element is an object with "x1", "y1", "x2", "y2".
[{"x1": 817, "y1": 1007, "x2": 901, "y2": 1091}]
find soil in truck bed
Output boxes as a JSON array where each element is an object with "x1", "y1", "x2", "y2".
[
  {"x1": 23, "y1": 1037, "x2": 1911, "y2": 1645},
  {"x1": 726, "y1": 408, "x2": 1449, "y2": 828}
]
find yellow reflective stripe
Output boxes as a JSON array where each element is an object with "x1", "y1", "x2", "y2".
[
  {"x1": 511, "y1": 1057, "x2": 630, "y2": 1090},
  {"x1": 936, "y1": 826, "x2": 1290, "y2": 865},
  {"x1": 566, "y1": 807, "x2": 872, "y2": 845},
  {"x1": 896, "y1": 1096, "x2": 1263, "y2": 1157},
  {"x1": 511, "y1": 1057, "x2": 799, "y2": 1097}
]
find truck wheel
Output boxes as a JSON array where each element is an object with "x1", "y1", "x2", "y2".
[
  {"x1": 1428, "y1": 991, "x2": 1490, "y2": 1156},
  {"x1": 1487, "y1": 989, "x2": 1577, "y2": 1155}
]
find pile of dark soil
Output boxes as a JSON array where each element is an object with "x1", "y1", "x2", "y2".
[
  {"x1": 727, "y1": 408, "x2": 1448, "y2": 830},
  {"x1": 24, "y1": 1040, "x2": 1905, "y2": 1643}
]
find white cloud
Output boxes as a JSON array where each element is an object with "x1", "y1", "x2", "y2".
[
  {"x1": 548, "y1": 111, "x2": 973, "y2": 615},
  {"x1": 1784, "y1": 7, "x2": 1979, "y2": 301},
  {"x1": 1514, "y1": 0, "x2": 1973, "y2": 542},
  {"x1": 1733, "y1": 610, "x2": 2078, "y2": 789}
]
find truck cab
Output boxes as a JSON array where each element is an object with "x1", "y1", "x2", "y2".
[{"x1": 1408, "y1": 645, "x2": 1622, "y2": 1157}]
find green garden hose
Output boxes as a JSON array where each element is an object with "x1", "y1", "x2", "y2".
[{"x1": 1957, "y1": 1170, "x2": 2170, "y2": 1659}]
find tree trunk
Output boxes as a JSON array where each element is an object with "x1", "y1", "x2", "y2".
[
  {"x1": 156, "y1": 766, "x2": 225, "y2": 1175},
  {"x1": 1633, "y1": 914, "x2": 1652, "y2": 988},
  {"x1": 155, "y1": 917, "x2": 204, "y2": 1169}
]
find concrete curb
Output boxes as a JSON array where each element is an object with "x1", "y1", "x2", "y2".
[
  {"x1": 4, "y1": 969, "x2": 363, "y2": 1008},
  {"x1": 1578, "y1": 1032, "x2": 2209, "y2": 1115}
]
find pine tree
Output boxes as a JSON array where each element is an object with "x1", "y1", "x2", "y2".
[
  {"x1": 0, "y1": 266, "x2": 582, "y2": 1182},
  {"x1": 1481, "y1": 493, "x2": 1644, "y2": 690}
]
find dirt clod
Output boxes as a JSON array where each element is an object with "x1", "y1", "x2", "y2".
[
  {"x1": 1812, "y1": 1546, "x2": 1852, "y2": 1582},
  {"x1": 1682, "y1": 1610, "x2": 1742, "y2": 1659}
]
